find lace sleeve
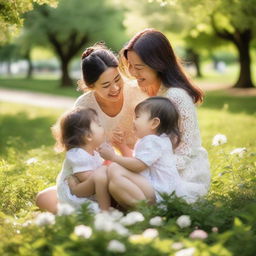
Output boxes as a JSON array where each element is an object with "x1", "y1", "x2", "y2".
[{"x1": 165, "y1": 88, "x2": 197, "y2": 170}]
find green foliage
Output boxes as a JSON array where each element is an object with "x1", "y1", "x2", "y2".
[
  {"x1": 0, "y1": 92, "x2": 256, "y2": 255},
  {"x1": 0, "y1": 0, "x2": 57, "y2": 45}
]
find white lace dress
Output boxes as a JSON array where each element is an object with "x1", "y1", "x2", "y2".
[
  {"x1": 74, "y1": 83, "x2": 147, "y2": 149},
  {"x1": 56, "y1": 148, "x2": 103, "y2": 209},
  {"x1": 158, "y1": 87, "x2": 211, "y2": 195},
  {"x1": 134, "y1": 134, "x2": 204, "y2": 203}
]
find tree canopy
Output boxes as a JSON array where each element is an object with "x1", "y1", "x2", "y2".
[{"x1": 0, "y1": 0, "x2": 57, "y2": 44}]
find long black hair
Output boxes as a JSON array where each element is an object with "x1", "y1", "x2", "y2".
[
  {"x1": 135, "y1": 96, "x2": 181, "y2": 148},
  {"x1": 120, "y1": 28, "x2": 203, "y2": 103}
]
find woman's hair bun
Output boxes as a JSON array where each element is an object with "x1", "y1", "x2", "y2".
[{"x1": 81, "y1": 47, "x2": 94, "y2": 59}]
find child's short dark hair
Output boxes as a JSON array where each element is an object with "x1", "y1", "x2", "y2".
[
  {"x1": 135, "y1": 96, "x2": 181, "y2": 147},
  {"x1": 52, "y1": 108, "x2": 98, "y2": 152}
]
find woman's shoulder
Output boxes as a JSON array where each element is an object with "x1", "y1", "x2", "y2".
[
  {"x1": 165, "y1": 87, "x2": 194, "y2": 104},
  {"x1": 73, "y1": 91, "x2": 94, "y2": 108}
]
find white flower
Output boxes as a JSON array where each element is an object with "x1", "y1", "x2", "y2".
[
  {"x1": 107, "y1": 240, "x2": 126, "y2": 253},
  {"x1": 172, "y1": 242, "x2": 184, "y2": 250},
  {"x1": 189, "y1": 229, "x2": 208, "y2": 240},
  {"x1": 212, "y1": 227, "x2": 218, "y2": 233},
  {"x1": 25, "y1": 157, "x2": 38, "y2": 165},
  {"x1": 230, "y1": 147, "x2": 247, "y2": 157},
  {"x1": 176, "y1": 215, "x2": 191, "y2": 228},
  {"x1": 120, "y1": 211, "x2": 144, "y2": 226},
  {"x1": 109, "y1": 209, "x2": 124, "y2": 221},
  {"x1": 34, "y1": 212, "x2": 55, "y2": 226},
  {"x1": 149, "y1": 216, "x2": 163, "y2": 226},
  {"x1": 175, "y1": 247, "x2": 196, "y2": 256},
  {"x1": 142, "y1": 228, "x2": 159, "y2": 239},
  {"x1": 57, "y1": 203, "x2": 76, "y2": 216},
  {"x1": 212, "y1": 134, "x2": 227, "y2": 146},
  {"x1": 22, "y1": 220, "x2": 33, "y2": 227},
  {"x1": 94, "y1": 212, "x2": 129, "y2": 236},
  {"x1": 74, "y1": 225, "x2": 92, "y2": 239}
]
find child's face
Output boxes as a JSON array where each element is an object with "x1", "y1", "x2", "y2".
[
  {"x1": 89, "y1": 119, "x2": 105, "y2": 147},
  {"x1": 133, "y1": 110, "x2": 155, "y2": 138}
]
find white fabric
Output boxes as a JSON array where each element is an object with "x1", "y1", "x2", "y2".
[
  {"x1": 134, "y1": 134, "x2": 207, "y2": 203},
  {"x1": 56, "y1": 148, "x2": 103, "y2": 208},
  {"x1": 158, "y1": 87, "x2": 211, "y2": 191},
  {"x1": 74, "y1": 82, "x2": 147, "y2": 149}
]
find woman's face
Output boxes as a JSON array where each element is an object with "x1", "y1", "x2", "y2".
[
  {"x1": 93, "y1": 67, "x2": 124, "y2": 102},
  {"x1": 127, "y1": 51, "x2": 161, "y2": 96}
]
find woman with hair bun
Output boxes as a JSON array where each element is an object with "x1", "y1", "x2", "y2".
[{"x1": 35, "y1": 43, "x2": 146, "y2": 213}]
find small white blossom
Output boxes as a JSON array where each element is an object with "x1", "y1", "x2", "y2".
[
  {"x1": 34, "y1": 212, "x2": 55, "y2": 226},
  {"x1": 212, "y1": 134, "x2": 227, "y2": 146},
  {"x1": 176, "y1": 215, "x2": 191, "y2": 228},
  {"x1": 175, "y1": 247, "x2": 196, "y2": 256},
  {"x1": 230, "y1": 147, "x2": 247, "y2": 157},
  {"x1": 94, "y1": 212, "x2": 129, "y2": 236},
  {"x1": 22, "y1": 220, "x2": 33, "y2": 227},
  {"x1": 25, "y1": 157, "x2": 38, "y2": 165},
  {"x1": 109, "y1": 208, "x2": 124, "y2": 221},
  {"x1": 57, "y1": 203, "x2": 76, "y2": 216},
  {"x1": 142, "y1": 228, "x2": 159, "y2": 239},
  {"x1": 120, "y1": 211, "x2": 144, "y2": 226},
  {"x1": 107, "y1": 240, "x2": 126, "y2": 253},
  {"x1": 74, "y1": 225, "x2": 92, "y2": 239},
  {"x1": 149, "y1": 216, "x2": 163, "y2": 226},
  {"x1": 189, "y1": 229, "x2": 208, "y2": 240},
  {"x1": 212, "y1": 227, "x2": 218, "y2": 233},
  {"x1": 172, "y1": 242, "x2": 184, "y2": 250}
]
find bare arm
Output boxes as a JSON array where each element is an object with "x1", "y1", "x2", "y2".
[
  {"x1": 98, "y1": 143, "x2": 147, "y2": 173},
  {"x1": 74, "y1": 171, "x2": 93, "y2": 182}
]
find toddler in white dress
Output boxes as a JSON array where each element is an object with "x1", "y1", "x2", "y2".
[
  {"x1": 99, "y1": 96, "x2": 206, "y2": 205},
  {"x1": 53, "y1": 107, "x2": 111, "y2": 211}
]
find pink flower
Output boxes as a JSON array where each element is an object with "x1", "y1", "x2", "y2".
[{"x1": 189, "y1": 229, "x2": 208, "y2": 240}]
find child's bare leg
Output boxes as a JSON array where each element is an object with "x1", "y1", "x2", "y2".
[
  {"x1": 93, "y1": 166, "x2": 111, "y2": 211},
  {"x1": 107, "y1": 163, "x2": 155, "y2": 209}
]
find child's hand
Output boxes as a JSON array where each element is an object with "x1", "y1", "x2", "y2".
[
  {"x1": 98, "y1": 143, "x2": 116, "y2": 161},
  {"x1": 112, "y1": 128, "x2": 125, "y2": 146}
]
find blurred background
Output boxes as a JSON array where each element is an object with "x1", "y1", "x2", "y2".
[{"x1": 0, "y1": 0, "x2": 255, "y2": 98}]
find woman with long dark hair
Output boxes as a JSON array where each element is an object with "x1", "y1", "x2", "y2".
[{"x1": 107, "y1": 28, "x2": 210, "y2": 207}]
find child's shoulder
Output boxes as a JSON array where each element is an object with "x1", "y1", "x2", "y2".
[{"x1": 66, "y1": 148, "x2": 91, "y2": 162}]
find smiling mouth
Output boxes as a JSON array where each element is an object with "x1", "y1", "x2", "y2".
[{"x1": 109, "y1": 90, "x2": 120, "y2": 97}]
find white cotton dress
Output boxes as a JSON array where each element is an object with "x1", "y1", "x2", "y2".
[
  {"x1": 56, "y1": 148, "x2": 103, "y2": 209},
  {"x1": 157, "y1": 87, "x2": 211, "y2": 195},
  {"x1": 74, "y1": 83, "x2": 147, "y2": 149},
  {"x1": 135, "y1": 134, "x2": 205, "y2": 203}
]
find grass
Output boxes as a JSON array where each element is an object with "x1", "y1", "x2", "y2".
[{"x1": 0, "y1": 91, "x2": 256, "y2": 255}]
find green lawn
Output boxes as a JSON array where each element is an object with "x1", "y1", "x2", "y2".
[{"x1": 0, "y1": 91, "x2": 256, "y2": 255}]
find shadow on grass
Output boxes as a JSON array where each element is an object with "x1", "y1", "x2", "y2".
[
  {"x1": 0, "y1": 111, "x2": 55, "y2": 156},
  {"x1": 202, "y1": 91, "x2": 256, "y2": 115}
]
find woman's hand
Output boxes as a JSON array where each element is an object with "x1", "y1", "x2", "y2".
[{"x1": 98, "y1": 143, "x2": 116, "y2": 161}]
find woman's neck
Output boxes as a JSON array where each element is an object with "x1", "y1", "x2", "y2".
[
  {"x1": 145, "y1": 81, "x2": 161, "y2": 96},
  {"x1": 94, "y1": 92, "x2": 124, "y2": 117}
]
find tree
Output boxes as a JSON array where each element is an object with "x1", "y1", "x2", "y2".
[
  {"x1": 157, "y1": 0, "x2": 256, "y2": 88},
  {"x1": 24, "y1": 0, "x2": 127, "y2": 87},
  {"x1": 0, "y1": 0, "x2": 57, "y2": 45}
]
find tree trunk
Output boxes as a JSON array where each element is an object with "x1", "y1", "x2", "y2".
[
  {"x1": 60, "y1": 59, "x2": 72, "y2": 87},
  {"x1": 25, "y1": 51, "x2": 33, "y2": 79},
  {"x1": 194, "y1": 52, "x2": 202, "y2": 78},
  {"x1": 233, "y1": 32, "x2": 254, "y2": 88}
]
